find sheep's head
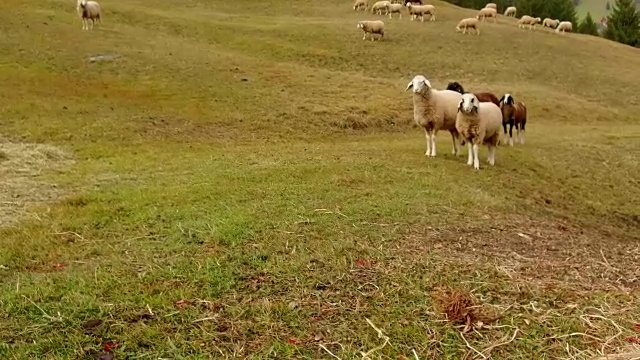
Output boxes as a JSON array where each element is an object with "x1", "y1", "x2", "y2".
[
  {"x1": 446, "y1": 82, "x2": 465, "y2": 94},
  {"x1": 80, "y1": 0, "x2": 88, "y2": 7},
  {"x1": 357, "y1": 21, "x2": 364, "y2": 29},
  {"x1": 405, "y1": 75, "x2": 431, "y2": 94},
  {"x1": 458, "y1": 93, "x2": 479, "y2": 114},
  {"x1": 535, "y1": 17, "x2": 541, "y2": 22}
]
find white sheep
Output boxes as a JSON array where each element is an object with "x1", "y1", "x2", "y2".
[
  {"x1": 517, "y1": 15, "x2": 541, "y2": 30},
  {"x1": 555, "y1": 21, "x2": 573, "y2": 33},
  {"x1": 371, "y1": 0, "x2": 391, "y2": 15},
  {"x1": 353, "y1": 0, "x2": 369, "y2": 11},
  {"x1": 385, "y1": 3, "x2": 404, "y2": 19},
  {"x1": 503, "y1": 6, "x2": 517, "y2": 17},
  {"x1": 485, "y1": 2, "x2": 497, "y2": 10},
  {"x1": 455, "y1": 93, "x2": 502, "y2": 170},
  {"x1": 542, "y1": 18, "x2": 560, "y2": 29},
  {"x1": 405, "y1": 75, "x2": 463, "y2": 158},
  {"x1": 406, "y1": 4, "x2": 435, "y2": 22},
  {"x1": 357, "y1": 20, "x2": 385, "y2": 41},
  {"x1": 77, "y1": 0, "x2": 102, "y2": 30},
  {"x1": 476, "y1": 7, "x2": 497, "y2": 23},
  {"x1": 456, "y1": 17, "x2": 480, "y2": 35}
]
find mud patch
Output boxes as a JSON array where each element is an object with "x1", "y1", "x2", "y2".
[{"x1": 0, "y1": 139, "x2": 74, "y2": 227}]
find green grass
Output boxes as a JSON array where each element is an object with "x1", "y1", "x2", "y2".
[{"x1": 1, "y1": 0, "x2": 640, "y2": 358}]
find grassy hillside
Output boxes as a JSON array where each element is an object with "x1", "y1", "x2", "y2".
[{"x1": 1, "y1": 0, "x2": 639, "y2": 358}]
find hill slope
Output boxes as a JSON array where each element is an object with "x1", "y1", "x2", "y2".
[{"x1": 0, "y1": 0, "x2": 639, "y2": 358}]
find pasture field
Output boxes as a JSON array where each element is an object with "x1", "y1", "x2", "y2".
[{"x1": 1, "y1": 0, "x2": 639, "y2": 358}]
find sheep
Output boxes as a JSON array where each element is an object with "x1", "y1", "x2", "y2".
[
  {"x1": 371, "y1": 0, "x2": 391, "y2": 15},
  {"x1": 357, "y1": 20, "x2": 385, "y2": 41},
  {"x1": 406, "y1": 4, "x2": 436, "y2": 22},
  {"x1": 542, "y1": 18, "x2": 560, "y2": 29},
  {"x1": 77, "y1": 0, "x2": 102, "y2": 30},
  {"x1": 404, "y1": 0, "x2": 422, "y2": 4},
  {"x1": 555, "y1": 21, "x2": 573, "y2": 33},
  {"x1": 385, "y1": 3, "x2": 404, "y2": 19},
  {"x1": 485, "y1": 2, "x2": 497, "y2": 10},
  {"x1": 498, "y1": 94, "x2": 528, "y2": 146},
  {"x1": 455, "y1": 93, "x2": 502, "y2": 170},
  {"x1": 446, "y1": 82, "x2": 499, "y2": 106},
  {"x1": 476, "y1": 7, "x2": 497, "y2": 23},
  {"x1": 504, "y1": 6, "x2": 517, "y2": 17},
  {"x1": 455, "y1": 17, "x2": 480, "y2": 34},
  {"x1": 353, "y1": 0, "x2": 369, "y2": 11},
  {"x1": 517, "y1": 15, "x2": 541, "y2": 30},
  {"x1": 405, "y1": 75, "x2": 463, "y2": 158}
]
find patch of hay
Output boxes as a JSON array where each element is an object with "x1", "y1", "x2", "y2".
[
  {"x1": 0, "y1": 139, "x2": 74, "y2": 227},
  {"x1": 431, "y1": 286, "x2": 500, "y2": 331}
]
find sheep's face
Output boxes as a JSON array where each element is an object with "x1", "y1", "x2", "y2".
[
  {"x1": 357, "y1": 22, "x2": 364, "y2": 29},
  {"x1": 405, "y1": 75, "x2": 431, "y2": 94},
  {"x1": 458, "y1": 93, "x2": 479, "y2": 114}
]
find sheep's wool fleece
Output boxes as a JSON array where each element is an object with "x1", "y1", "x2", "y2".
[
  {"x1": 412, "y1": 89, "x2": 461, "y2": 131},
  {"x1": 456, "y1": 103, "x2": 502, "y2": 143}
]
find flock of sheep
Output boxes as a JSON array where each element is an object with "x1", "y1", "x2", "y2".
[
  {"x1": 354, "y1": 0, "x2": 574, "y2": 39},
  {"x1": 406, "y1": 75, "x2": 527, "y2": 170}
]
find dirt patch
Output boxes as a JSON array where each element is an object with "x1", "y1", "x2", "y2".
[{"x1": 0, "y1": 138, "x2": 74, "y2": 227}]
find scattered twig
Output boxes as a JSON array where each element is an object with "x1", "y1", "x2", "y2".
[
  {"x1": 479, "y1": 328, "x2": 519, "y2": 358},
  {"x1": 412, "y1": 349, "x2": 420, "y2": 360},
  {"x1": 460, "y1": 332, "x2": 487, "y2": 359},
  {"x1": 360, "y1": 318, "x2": 390, "y2": 359},
  {"x1": 191, "y1": 316, "x2": 219, "y2": 323},
  {"x1": 319, "y1": 344, "x2": 342, "y2": 360},
  {"x1": 22, "y1": 295, "x2": 63, "y2": 322}
]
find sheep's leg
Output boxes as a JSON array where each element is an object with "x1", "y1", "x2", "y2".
[
  {"x1": 520, "y1": 119, "x2": 526, "y2": 145},
  {"x1": 472, "y1": 143, "x2": 480, "y2": 170},
  {"x1": 363, "y1": 32, "x2": 366, "y2": 40},
  {"x1": 467, "y1": 142, "x2": 473, "y2": 166},
  {"x1": 515, "y1": 123, "x2": 520, "y2": 144},
  {"x1": 488, "y1": 144, "x2": 496, "y2": 165},
  {"x1": 430, "y1": 133, "x2": 437, "y2": 157},
  {"x1": 91, "y1": 18, "x2": 95, "y2": 30},
  {"x1": 508, "y1": 121, "x2": 514, "y2": 146},
  {"x1": 450, "y1": 131, "x2": 459, "y2": 156},
  {"x1": 424, "y1": 129, "x2": 431, "y2": 157}
]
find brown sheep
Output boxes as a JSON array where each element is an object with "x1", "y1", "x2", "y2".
[{"x1": 498, "y1": 94, "x2": 528, "y2": 146}]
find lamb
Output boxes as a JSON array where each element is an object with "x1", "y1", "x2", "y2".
[
  {"x1": 542, "y1": 18, "x2": 560, "y2": 29},
  {"x1": 485, "y1": 3, "x2": 497, "y2": 10},
  {"x1": 455, "y1": 17, "x2": 480, "y2": 35},
  {"x1": 446, "y1": 82, "x2": 499, "y2": 106},
  {"x1": 476, "y1": 7, "x2": 497, "y2": 23},
  {"x1": 498, "y1": 94, "x2": 528, "y2": 146},
  {"x1": 77, "y1": 0, "x2": 102, "y2": 31},
  {"x1": 405, "y1": 75, "x2": 463, "y2": 158},
  {"x1": 406, "y1": 4, "x2": 436, "y2": 22},
  {"x1": 385, "y1": 3, "x2": 404, "y2": 19},
  {"x1": 357, "y1": 20, "x2": 385, "y2": 41},
  {"x1": 517, "y1": 15, "x2": 541, "y2": 30},
  {"x1": 555, "y1": 21, "x2": 573, "y2": 33},
  {"x1": 455, "y1": 93, "x2": 503, "y2": 170},
  {"x1": 371, "y1": 0, "x2": 391, "y2": 15},
  {"x1": 353, "y1": 0, "x2": 369, "y2": 11},
  {"x1": 504, "y1": 6, "x2": 517, "y2": 17}
]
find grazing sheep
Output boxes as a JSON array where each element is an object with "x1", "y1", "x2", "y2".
[
  {"x1": 353, "y1": 0, "x2": 369, "y2": 11},
  {"x1": 357, "y1": 20, "x2": 385, "y2": 41},
  {"x1": 476, "y1": 7, "x2": 497, "y2": 23},
  {"x1": 405, "y1": 75, "x2": 463, "y2": 158},
  {"x1": 485, "y1": 2, "x2": 497, "y2": 10},
  {"x1": 77, "y1": 0, "x2": 102, "y2": 30},
  {"x1": 371, "y1": 0, "x2": 391, "y2": 14},
  {"x1": 446, "y1": 82, "x2": 499, "y2": 106},
  {"x1": 386, "y1": 3, "x2": 404, "y2": 19},
  {"x1": 407, "y1": 4, "x2": 436, "y2": 22},
  {"x1": 455, "y1": 93, "x2": 502, "y2": 170},
  {"x1": 456, "y1": 17, "x2": 480, "y2": 34},
  {"x1": 498, "y1": 94, "x2": 528, "y2": 146},
  {"x1": 504, "y1": 6, "x2": 517, "y2": 17},
  {"x1": 555, "y1": 21, "x2": 573, "y2": 33},
  {"x1": 517, "y1": 15, "x2": 541, "y2": 30},
  {"x1": 542, "y1": 18, "x2": 560, "y2": 29}
]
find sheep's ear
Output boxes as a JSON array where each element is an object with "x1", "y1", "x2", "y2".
[
  {"x1": 405, "y1": 82, "x2": 413, "y2": 91},
  {"x1": 498, "y1": 95, "x2": 504, "y2": 105}
]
